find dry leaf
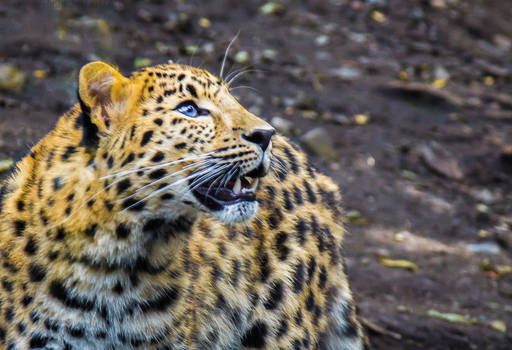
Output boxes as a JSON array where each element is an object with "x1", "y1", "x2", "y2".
[{"x1": 378, "y1": 258, "x2": 418, "y2": 272}]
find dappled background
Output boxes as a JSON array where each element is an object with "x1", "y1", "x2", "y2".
[{"x1": 1, "y1": 0, "x2": 512, "y2": 348}]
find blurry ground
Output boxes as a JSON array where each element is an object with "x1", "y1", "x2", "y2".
[{"x1": 1, "y1": 0, "x2": 512, "y2": 348}]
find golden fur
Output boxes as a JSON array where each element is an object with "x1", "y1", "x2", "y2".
[{"x1": 0, "y1": 61, "x2": 365, "y2": 349}]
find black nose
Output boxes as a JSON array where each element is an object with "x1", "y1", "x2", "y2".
[{"x1": 243, "y1": 128, "x2": 276, "y2": 151}]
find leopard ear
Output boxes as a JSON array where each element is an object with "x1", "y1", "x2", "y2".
[{"x1": 78, "y1": 61, "x2": 133, "y2": 133}]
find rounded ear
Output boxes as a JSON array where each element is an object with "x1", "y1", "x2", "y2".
[{"x1": 78, "y1": 61, "x2": 132, "y2": 132}]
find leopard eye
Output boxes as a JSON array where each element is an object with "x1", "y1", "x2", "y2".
[{"x1": 174, "y1": 101, "x2": 209, "y2": 118}]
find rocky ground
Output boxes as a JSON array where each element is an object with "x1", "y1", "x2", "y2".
[{"x1": 1, "y1": 0, "x2": 512, "y2": 348}]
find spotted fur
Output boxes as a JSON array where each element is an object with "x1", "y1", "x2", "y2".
[{"x1": 0, "y1": 61, "x2": 365, "y2": 349}]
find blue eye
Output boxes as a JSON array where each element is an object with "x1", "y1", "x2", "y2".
[
  {"x1": 174, "y1": 101, "x2": 208, "y2": 118},
  {"x1": 176, "y1": 102, "x2": 197, "y2": 117}
]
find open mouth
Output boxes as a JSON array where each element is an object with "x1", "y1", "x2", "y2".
[{"x1": 191, "y1": 174, "x2": 260, "y2": 211}]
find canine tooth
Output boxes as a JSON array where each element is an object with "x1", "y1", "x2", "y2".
[
  {"x1": 233, "y1": 177, "x2": 242, "y2": 194},
  {"x1": 250, "y1": 177, "x2": 259, "y2": 191}
]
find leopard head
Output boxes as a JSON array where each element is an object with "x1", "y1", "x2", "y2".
[{"x1": 78, "y1": 61, "x2": 275, "y2": 224}]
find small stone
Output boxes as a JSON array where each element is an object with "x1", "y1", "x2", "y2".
[
  {"x1": 396, "y1": 305, "x2": 411, "y2": 313},
  {"x1": 133, "y1": 57, "x2": 152, "y2": 69},
  {"x1": 351, "y1": 1, "x2": 364, "y2": 11},
  {"x1": 234, "y1": 51, "x2": 250, "y2": 64},
  {"x1": 332, "y1": 114, "x2": 350, "y2": 125},
  {"x1": 163, "y1": 13, "x2": 179, "y2": 31},
  {"x1": 202, "y1": 42, "x2": 215, "y2": 54},
  {"x1": 348, "y1": 32, "x2": 366, "y2": 43},
  {"x1": 270, "y1": 116, "x2": 293, "y2": 135},
  {"x1": 331, "y1": 66, "x2": 362, "y2": 80},
  {"x1": 412, "y1": 7, "x2": 425, "y2": 19},
  {"x1": 467, "y1": 242, "x2": 501, "y2": 254},
  {"x1": 282, "y1": 97, "x2": 297, "y2": 107},
  {"x1": 367, "y1": 0, "x2": 387, "y2": 5},
  {"x1": 434, "y1": 65, "x2": 450, "y2": 80},
  {"x1": 284, "y1": 106, "x2": 294, "y2": 116},
  {"x1": 137, "y1": 8, "x2": 153, "y2": 22},
  {"x1": 401, "y1": 170, "x2": 418, "y2": 180},
  {"x1": 476, "y1": 203, "x2": 490, "y2": 214},
  {"x1": 315, "y1": 35, "x2": 329, "y2": 47},
  {"x1": 0, "y1": 64, "x2": 26, "y2": 92},
  {"x1": 493, "y1": 34, "x2": 512, "y2": 51},
  {"x1": 430, "y1": 0, "x2": 446, "y2": 8},
  {"x1": 498, "y1": 275, "x2": 512, "y2": 297},
  {"x1": 182, "y1": 45, "x2": 200, "y2": 56},
  {"x1": 295, "y1": 91, "x2": 317, "y2": 109},
  {"x1": 393, "y1": 231, "x2": 407, "y2": 242},
  {"x1": 163, "y1": 12, "x2": 190, "y2": 32},
  {"x1": 300, "y1": 127, "x2": 338, "y2": 160},
  {"x1": 155, "y1": 42, "x2": 174, "y2": 55},
  {"x1": 329, "y1": 162, "x2": 341, "y2": 171},
  {"x1": 301, "y1": 110, "x2": 318, "y2": 120},
  {"x1": 472, "y1": 188, "x2": 496, "y2": 204},
  {"x1": 262, "y1": 49, "x2": 277, "y2": 61},
  {"x1": 260, "y1": 2, "x2": 285, "y2": 15}
]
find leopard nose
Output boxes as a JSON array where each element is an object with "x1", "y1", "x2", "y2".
[{"x1": 243, "y1": 128, "x2": 276, "y2": 152}]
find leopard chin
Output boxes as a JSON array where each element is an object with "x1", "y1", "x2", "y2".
[{"x1": 211, "y1": 200, "x2": 259, "y2": 224}]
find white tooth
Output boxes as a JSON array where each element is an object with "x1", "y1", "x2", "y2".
[
  {"x1": 251, "y1": 177, "x2": 259, "y2": 191},
  {"x1": 233, "y1": 177, "x2": 242, "y2": 194}
]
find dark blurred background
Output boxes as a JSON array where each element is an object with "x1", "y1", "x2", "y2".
[{"x1": 1, "y1": 0, "x2": 512, "y2": 348}]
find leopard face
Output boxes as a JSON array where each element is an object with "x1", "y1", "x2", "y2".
[{"x1": 79, "y1": 61, "x2": 275, "y2": 224}]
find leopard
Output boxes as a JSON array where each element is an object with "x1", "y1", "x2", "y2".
[{"x1": 0, "y1": 60, "x2": 366, "y2": 349}]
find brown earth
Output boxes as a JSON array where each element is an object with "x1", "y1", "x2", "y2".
[{"x1": 1, "y1": 0, "x2": 512, "y2": 349}]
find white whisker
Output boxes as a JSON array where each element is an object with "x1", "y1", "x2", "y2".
[
  {"x1": 229, "y1": 85, "x2": 261, "y2": 93},
  {"x1": 101, "y1": 152, "x2": 214, "y2": 180},
  {"x1": 224, "y1": 66, "x2": 250, "y2": 84},
  {"x1": 188, "y1": 164, "x2": 231, "y2": 191},
  {"x1": 121, "y1": 163, "x2": 230, "y2": 212},
  {"x1": 227, "y1": 69, "x2": 260, "y2": 87},
  {"x1": 115, "y1": 160, "x2": 208, "y2": 203},
  {"x1": 220, "y1": 31, "x2": 240, "y2": 80}
]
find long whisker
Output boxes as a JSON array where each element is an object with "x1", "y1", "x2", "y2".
[
  {"x1": 115, "y1": 159, "x2": 209, "y2": 203},
  {"x1": 122, "y1": 163, "x2": 230, "y2": 212},
  {"x1": 188, "y1": 164, "x2": 231, "y2": 191},
  {"x1": 229, "y1": 86, "x2": 261, "y2": 93},
  {"x1": 220, "y1": 31, "x2": 240, "y2": 80},
  {"x1": 171, "y1": 162, "x2": 227, "y2": 192},
  {"x1": 219, "y1": 163, "x2": 239, "y2": 190},
  {"x1": 227, "y1": 69, "x2": 261, "y2": 87},
  {"x1": 224, "y1": 66, "x2": 250, "y2": 84},
  {"x1": 206, "y1": 169, "x2": 229, "y2": 198},
  {"x1": 101, "y1": 152, "x2": 214, "y2": 180}
]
